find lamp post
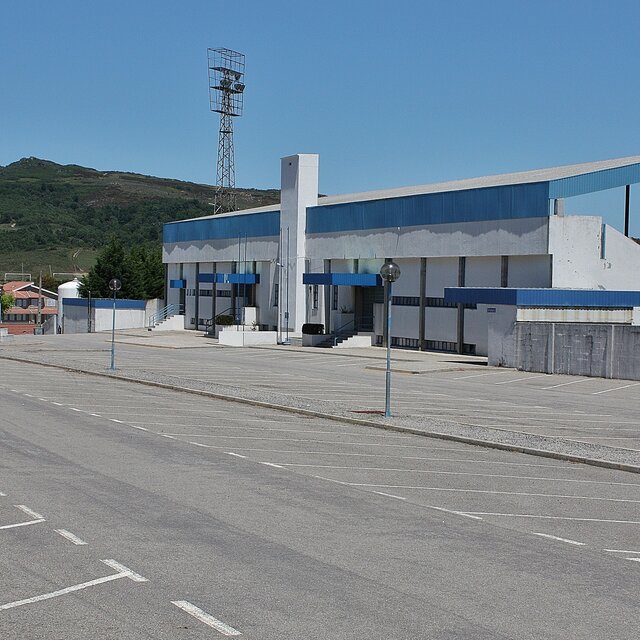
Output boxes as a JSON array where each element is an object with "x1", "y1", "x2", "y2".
[
  {"x1": 108, "y1": 278, "x2": 122, "y2": 370},
  {"x1": 379, "y1": 261, "x2": 401, "y2": 417}
]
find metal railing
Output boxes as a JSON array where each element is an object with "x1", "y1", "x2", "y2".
[{"x1": 148, "y1": 303, "x2": 182, "y2": 329}]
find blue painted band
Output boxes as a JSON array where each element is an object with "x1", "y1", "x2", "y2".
[
  {"x1": 170, "y1": 279, "x2": 186, "y2": 289},
  {"x1": 63, "y1": 298, "x2": 146, "y2": 310},
  {"x1": 303, "y1": 272, "x2": 382, "y2": 286},
  {"x1": 163, "y1": 211, "x2": 280, "y2": 244},
  {"x1": 444, "y1": 287, "x2": 640, "y2": 308}
]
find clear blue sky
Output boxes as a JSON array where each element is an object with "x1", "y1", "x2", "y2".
[{"x1": 2, "y1": 0, "x2": 639, "y2": 231}]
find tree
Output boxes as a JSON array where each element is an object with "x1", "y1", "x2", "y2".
[
  {"x1": 79, "y1": 237, "x2": 134, "y2": 298},
  {"x1": 78, "y1": 238, "x2": 163, "y2": 300},
  {"x1": 0, "y1": 292, "x2": 15, "y2": 321}
]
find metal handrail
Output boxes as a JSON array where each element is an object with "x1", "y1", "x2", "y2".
[{"x1": 148, "y1": 303, "x2": 181, "y2": 328}]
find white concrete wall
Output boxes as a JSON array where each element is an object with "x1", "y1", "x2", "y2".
[
  {"x1": 307, "y1": 217, "x2": 549, "y2": 260},
  {"x1": 183, "y1": 262, "x2": 197, "y2": 329},
  {"x1": 549, "y1": 215, "x2": 640, "y2": 290}
]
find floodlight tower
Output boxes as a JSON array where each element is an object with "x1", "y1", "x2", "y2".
[{"x1": 207, "y1": 47, "x2": 245, "y2": 214}]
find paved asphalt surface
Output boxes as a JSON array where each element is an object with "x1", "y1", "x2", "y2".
[{"x1": 1, "y1": 358, "x2": 639, "y2": 638}]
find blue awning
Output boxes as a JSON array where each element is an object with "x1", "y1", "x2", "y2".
[
  {"x1": 199, "y1": 273, "x2": 260, "y2": 284},
  {"x1": 303, "y1": 273, "x2": 382, "y2": 287},
  {"x1": 445, "y1": 287, "x2": 640, "y2": 308}
]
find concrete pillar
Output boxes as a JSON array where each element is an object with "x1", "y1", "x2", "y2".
[{"x1": 280, "y1": 154, "x2": 319, "y2": 333}]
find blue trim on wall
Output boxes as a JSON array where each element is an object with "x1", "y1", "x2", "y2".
[
  {"x1": 63, "y1": 298, "x2": 146, "y2": 310},
  {"x1": 170, "y1": 279, "x2": 186, "y2": 289},
  {"x1": 303, "y1": 272, "x2": 382, "y2": 287},
  {"x1": 444, "y1": 287, "x2": 640, "y2": 308},
  {"x1": 200, "y1": 273, "x2": 260, "y2": 284},
  {"x1": 163, "y1": 211, "x2": 280, "y2": 244},
  {"x1": 306, "y1": 183, "x2": 550, "y2": 234},
  {"x1": 549, "y1": 164, "x2": 640, "y2": 199}
]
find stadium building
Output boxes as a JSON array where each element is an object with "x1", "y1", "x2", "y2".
[{"x1": 163, "y1": 154, "x2": 640, "y2": 356}]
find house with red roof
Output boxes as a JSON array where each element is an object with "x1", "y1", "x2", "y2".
[{"x1": 0, "y1": 281, "x2": 58, "y2": 334}]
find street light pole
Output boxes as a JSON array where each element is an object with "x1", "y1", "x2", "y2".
[
  {"x1": 379, "y1": 262, "x2": 401, "y2": 418},
  {"x1": 108, "y1": 278, "x2": 122, "y2": 370}
]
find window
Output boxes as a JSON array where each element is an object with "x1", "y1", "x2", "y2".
[
  {"x1": 332, "y1": 285, "x2": 338, "y2": 310},
  {"x1": 392, "y1": 296, "x2": 420, "y2": 306},
  {"x1": 312, "y1": 285, "x2": 319, "y2": 310},
  {"x1": 198, "y1": 289, "x2": 213, "y2": 297},
  {"x1": 216, "y1": 289, "x2": 231, "y2": 298}
]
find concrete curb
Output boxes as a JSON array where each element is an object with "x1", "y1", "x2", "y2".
[{"x1": 1, "y1": 353, "x2": 639, "y2": 475}]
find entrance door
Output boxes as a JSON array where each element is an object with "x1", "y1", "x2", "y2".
[{"x1": 354, "y1": 286, "x2": 381, "y2": 331}]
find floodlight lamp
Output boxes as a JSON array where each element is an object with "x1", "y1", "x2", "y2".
[
  {"x1": 380, "y1": 262, "x2": 401, "y2": 283},
  {"x1": 234, "y1": 82, "x2": 245, "y2": 92}
]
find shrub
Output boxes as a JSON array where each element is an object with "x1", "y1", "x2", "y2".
[
  {"x1": 302, "y1": 323, "x2": 324, "y2": 335},
  {"x1": 215, "y1": 314, "x2": 234, "y2": 326}
]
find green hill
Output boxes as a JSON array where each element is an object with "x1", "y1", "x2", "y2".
[{"x1": 0, "y1": 157, "x2": 279, "y2": 277}]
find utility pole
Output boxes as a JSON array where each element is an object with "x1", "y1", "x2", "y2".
[{"x1": 37, "y1": 270, "x2": 42, "y2": 327}]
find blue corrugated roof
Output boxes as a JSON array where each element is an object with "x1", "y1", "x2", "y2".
[
  {"x1": 444, "y1": 287, "x2": 640, "y2": 308},
  {"x1": 164, "y1": 210, "x2": 280, "y2": 244},
  {"x1": 63, "y1": 298, "x2": 146, "y2": 309}
]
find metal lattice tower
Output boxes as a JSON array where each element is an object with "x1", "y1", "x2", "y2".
[{"x1": 207, "y1": 48, "x2": 245, "y2": 214}]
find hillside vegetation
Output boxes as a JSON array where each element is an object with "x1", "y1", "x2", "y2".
[{"x1": 0, "y1": 157, "x2": 279, "y2": 277}]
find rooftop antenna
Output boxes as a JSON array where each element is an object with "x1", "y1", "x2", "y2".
[{"x1": 207, "y1": 47, "x2": 245, "y2": 214}]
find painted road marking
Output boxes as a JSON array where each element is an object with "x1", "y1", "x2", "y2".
[
  {"x1": 592, "y1": 383, "x2": 640, "y2": 395},
  {"x1": 452, "y1": 372, "x2": 508, "y2": 380},
  {"x1": 15, "y1": 505, "x2": 44, "y2": 520},
  {"x1": 464, "y1": 513, "x2": 640, "y2": 524},
  {"x1": 260, "y1": 462, "x2": 284, "y2": 469},
  {"x1": 374, "y1": 491, "x2": 406, "y2": 500},
  {"x1": 52, "y1": 402, "x2": 64, "y2": 406},
  {"x1": 542, "y1": 379, "x2": 591, "y2": 390},
  {"x1": 313, "y1": 475, "x2": 482, "y2": 521},
  {"x1": 0, "y1": 560, "x2": 147, "y2": 611},
  {"x1": 110, "y1": 418, "x2": 124, "y2": 423},
  {"x1": 603, "y1": 549, "x2": 640, "y2": 554},
  {"x1": 100, "y1": 559, "x2": 148, "y2": 582},
  {"x1": 129, "y1": 425, "x2": 149, "y2": 431},
  {"x1": 188, "y1": 441, "x2": 211, "y2": 448},
  {"x1": 276, "y1": 464, "x2": 638, "y2": 486},
  {"x1": 0, "y1": 519, "x2": 45, "y2": 530},
  {"x1": 0, "y1": 492, "x2": 6, "y2": 497},
  {"x1": 531, "y1": 532, "x2": 586, "y2": 546},
  {"x1": 626, "y1": 558, "x2": 640, "y2": 563},
  {"x1": 89, "y1": 413, "x2": 101, "y2": 417},
  {"x1": 337, "y1": 484, "x2": 640, "y2": 503},
  {"x1": 70, "y1": 407, "x2": 83, "y2": 412},
  {"x1": 161, "y1": 434, "x2": 177, "y2": 440},
  {"x1": 171, "y1": 601, "x2": 241, "y2": 636},
  {"x1": 54, "y1": 529, "x2": 88, "y2": 545},
  {"x1": 494, "y1": 376, "x2": 545, "y2": 385},
  {"x1": 225, "y1": 452, "x2": 248, "y2": 459}
]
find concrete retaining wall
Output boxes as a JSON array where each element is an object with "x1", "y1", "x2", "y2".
[{"x1": 513, "y1": 322, "x2": 640, "y2": 380}]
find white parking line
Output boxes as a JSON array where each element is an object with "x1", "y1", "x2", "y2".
[
  {"x1": 494, "y1": 376, "x2": 545, "y2": 385},
  {"x1": 100, "y1": 559, "x2": 148, "y2": 582},
  {"x1": 15, "y1": 505, "x2": 44, "y2": 520},
  {"x1": 464, "y1": 513, "x2": 640, "y2": 524},
  {"x1": 171, "y1": 601, "x2": 241, "y2": 636},
  {"x1": 374, "y1": 491, "x2": 406, "y2": 500},
  {"x1": 0, "y1": 560, "x2": 147, "y2": 611},
  {"x1": 542, "y1": 379, "x2": 591, "y2": 390},
  {"x1": 0, "y1": 519, "x2": 45, "y2": 530},
  {"x1": 260, "y1": 462, "x2": 284, "y2": 469},
  {"x1": 592, "y1": 383, "x2": 640, "y2": 395},
  {"x1": 55, "y1": 529, "x2": 88, "y2": 545},
  {"x1": 531, "y1": 532, "x2": 585, "y2": 546},
  {"x1": 338, "y1": 483, "x2": 640, "y2": 503},
  {"x1": 625, "y1": 558, "x2": 640, "y2": 563},
  {"x1": 603, "y1": 549, "x2": 640, "y2": 554},
  {"x1": 0, "y1": 492, "x2": 6, "y2": 497},
  {"x1": 225, "y1": 452, "x2": 247, "y2": 459},
  {"x1": 452, "y1": 372, "x2": 508, "y2": 380},
  {"x1": 276, "y1": 464, "x2": 639, "y2": 486}
]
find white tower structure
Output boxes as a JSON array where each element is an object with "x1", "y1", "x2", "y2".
[
  {"x1": 280, "y1": 154, "x2": 319, "y2": 334},
  {"x1": 57, "y1": 278, "x2": 81, "y2": 333}
]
